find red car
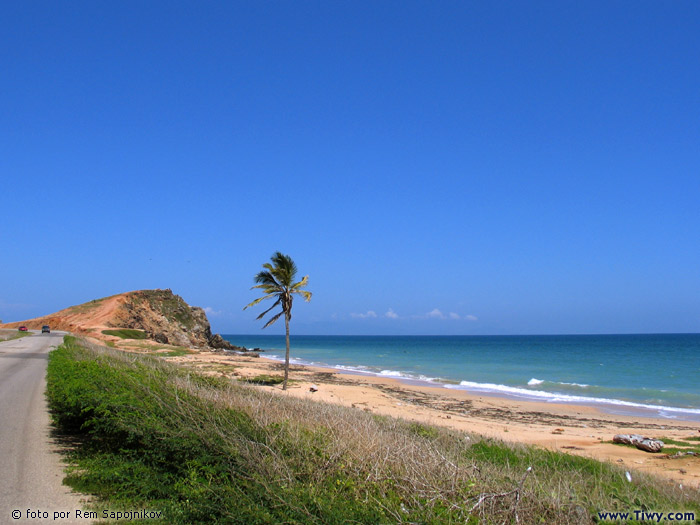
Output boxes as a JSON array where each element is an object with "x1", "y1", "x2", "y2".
[{"x1": 18, "y1": 326, "x2": 28, "y2": 331}]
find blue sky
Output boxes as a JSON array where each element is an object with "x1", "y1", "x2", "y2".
[{"x1": 1, "y1": 2, "x2": 698, "y2": 336}]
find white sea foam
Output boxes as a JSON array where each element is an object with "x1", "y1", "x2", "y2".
[
  {"x1": 444, "y1": 381, "x2": 700, "y2": 416},
  {"x1": 376, "y1": 370, "x2": 440, "y2": 383},
  {"x1": 379, "y1": 369, "x2": 409, "y2": 378},
  {"x1": 265, "y1": 354, "x2": 308, "y2": 366},
  {"x1": 528, "y1": 378, "x2": 588, "y2": 388},
  {"x1": 239, "y1": 351, "x2": 699, "y2": 420},
  {"x1": 335, "y1": 364, "x2": 370, "y2": 372}
]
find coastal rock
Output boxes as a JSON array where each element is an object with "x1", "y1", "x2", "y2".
[
  {"x1": 613, "y1": 434, "x2": 665, "y2": 453},
  {"x1": 109, "y1": 289, "x2": 240, "y2": 351},
  {"x1": 107, "y1": 289, "x2": 212, "y2": 348},
  {"x1": 209, "y1": 333, "x2": 238, "y2": 351}
]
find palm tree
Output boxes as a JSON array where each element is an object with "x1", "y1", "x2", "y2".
[{"x1": 244, "y1": 252, "x2": 312, "y2": 390}]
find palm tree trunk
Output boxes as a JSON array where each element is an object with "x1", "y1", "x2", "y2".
[{"x1": 283, "y1": 313, "x2": 290, "y2": 390}]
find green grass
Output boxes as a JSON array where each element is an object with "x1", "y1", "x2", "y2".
[
  {"x1": 46, "y1": 337, "x2": 700, "y2": 524},
  {"x1": 102, "y1": 329, "x2": 149, "y2": 340},
  {"x1": 118, "y1": 341, "x2": 193, "y2": 357},
  {"x1": 657, "y1": 437, "x2": 700, "y2": 453},
  {"x1": 157, "y1": 347, "x2": 192, "y2": 357},
  {"x1": 244, "y1": 374, "x2": 285, "y2": 386},
  {"x1": 407, "y1": 421, "x2": 441, "y2": 440}
]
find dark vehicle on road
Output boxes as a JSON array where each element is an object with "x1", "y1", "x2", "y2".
[
  {"x1": 42, "y1": 326, "x2": 50, "y2": 333},
  {"x1": 19, "y1": 326, "x2": 28, "y2": 332}
]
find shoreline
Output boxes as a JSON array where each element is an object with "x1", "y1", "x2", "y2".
[
  {"x1": 240, "y1": 350, "x2": 700, "y2": 423},
  {"x1": 168, "y1": 348, "x2": 700, "y2": 489}
]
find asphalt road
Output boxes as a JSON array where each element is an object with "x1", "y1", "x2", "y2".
[{"x1": 0, "y1": 332, "x2": 88, "y2": 524}]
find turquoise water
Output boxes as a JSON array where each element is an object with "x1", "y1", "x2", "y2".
[{"x1": 222, "y1": 334, "x2": 700, "y2": 421}]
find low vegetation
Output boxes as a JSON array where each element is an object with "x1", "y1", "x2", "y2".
[
  {"x1": 110, "y1": 340, "x2": 192, "y2": 356},
  {"x1": 47, "y1": 337, "x2": 700, "y2": 524},
  {"x1": 102, "y1": 329, "x2": 149, "y2": 340},
  {"x1": 135, "y1": 289, "x2": 199, "y2": 331},
  {"x1": 657, "y1": 437, "x2": 700, "y2": 454},
  {"x1": 245, "y1": 374, "x2": 285, "y2": 386}
]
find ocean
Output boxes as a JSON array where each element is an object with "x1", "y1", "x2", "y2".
[{"x1": 222, "y1": 333, "x2": 700, "y2": 421}]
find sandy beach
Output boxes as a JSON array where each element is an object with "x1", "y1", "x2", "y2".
[{"x1": 165, "y1": 348, "x2": 700, "y2": 489}]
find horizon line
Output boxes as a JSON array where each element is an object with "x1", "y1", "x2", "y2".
[{"x1": 219, "y1": 331, "x2": 700, "y2": 338}]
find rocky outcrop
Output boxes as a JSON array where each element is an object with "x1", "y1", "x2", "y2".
[
  {"x1": 209, "y1": 333, "x2": 246, "y2": 351},
  {"x1": 109, "y1": 289, "x2": 237, "y2": 350}
]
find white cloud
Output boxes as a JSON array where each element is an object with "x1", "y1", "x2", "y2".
[
  {"x1": 427, "y1": 308, "x2": 445, "y2": 319},
  {"x1": 420, "y1": 309, "x2": 478, "y2": 321},
  {"x1": 351, "y1": 310, "x2": 377, "y2": 319},
  {"x1": 203, "y1": 306, "x2": 222, "y2": 317},
  {"x1": 347, "y1": 307, "x2": 476, "y2": 322}
]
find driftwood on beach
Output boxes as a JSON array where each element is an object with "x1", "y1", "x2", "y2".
[{"x1": 613, "y1": 434, "x2": 665, "y2": 453}]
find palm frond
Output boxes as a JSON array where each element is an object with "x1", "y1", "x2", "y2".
[
  {"x1": 294, "y1": 289, "x2": 313, "y2": 302},
  {"x1": 254, "y1": 270, "x2": 280, "y2": 287},
  {"x1": 263, "y1": 311, "x2": 283, "y2": 328},
  {"x1": 292, "y1": 274, "x2": 309, "y2": 289},
  {"x1": 256, "y1": 298, "x2": 281, "y2": 320},
  {"x1": 243, "y1": 293, "x2": 277, "y2": 310},
  {"x1": 269, "y1": 251, "x2": 298, "y2": 287},
  {"x1": 290, "y1": 275, "x2": 312, "y2": 302},
  {"x1": 251, "y1": 283, "x2": 282, "y2": 295}
]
